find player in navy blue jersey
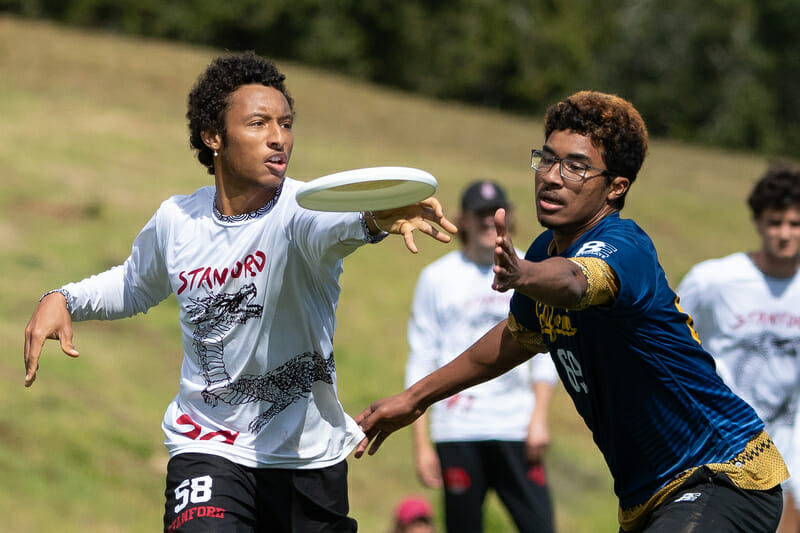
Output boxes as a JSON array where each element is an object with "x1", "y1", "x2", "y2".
[{"x1": 354, "y1": 91, "x2": 788, "y2": 532}]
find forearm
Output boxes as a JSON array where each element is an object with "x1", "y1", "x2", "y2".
[
  {"x1": 411, "y1": 413, "x2": 433, "y2": 452},
  {"x1": 512, "y1": 257, "x2": 587, "y2": 308},
  {"x1": 63, "y1": 263, "x2": 170, "y2": 321},
  {"x1": 405, "y1": 320, "x2": 532, "y2": 411}
]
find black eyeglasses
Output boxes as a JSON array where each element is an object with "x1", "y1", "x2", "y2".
[{"x1": 530, "y1": 149, "x2": 614, "y2": 182}]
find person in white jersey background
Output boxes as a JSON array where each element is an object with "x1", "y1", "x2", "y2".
[
  {"x1": 406, "y1": 180, "x2": 558, "y2": 532},
  {"x1": 676, "y1": 162, "x2": 800, "y2": 533},
  {"x1": 22, "y1": 51, "x2": 458, "y2": 533}
]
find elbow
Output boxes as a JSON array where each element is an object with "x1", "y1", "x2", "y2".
[{"x1": 559, "y1": 263, "x2": 590, "y2": 309}]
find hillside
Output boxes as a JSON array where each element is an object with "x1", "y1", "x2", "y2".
[{"x1": 0, "y1": 15, "x2": 769, "y2": 532}]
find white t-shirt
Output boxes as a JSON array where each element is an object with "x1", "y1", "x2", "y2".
[
  {"x1": 60, "y1": 178, "x2": 370, "y2": 468},
  {"x1": 405, "y1": 250, "x2": 558, "y2": 442},
  {"x1": 677, "y1": 252, "x2": 800, "y2": 480}
]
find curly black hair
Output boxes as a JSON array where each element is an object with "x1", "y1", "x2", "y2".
[
  {"x1": 544, "y1": 91, "x2": 648, "y2": 209},
  {"x1": 187, "y1": 51, "x2": 295, "y2": 175},
  {"x1": 747, "y1": 160, "x2": 800, "y2": 217}
]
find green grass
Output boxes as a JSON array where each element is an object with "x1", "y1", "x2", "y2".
[{"x1": 0, "y1": 14, "x2": 772, "y2": 532}]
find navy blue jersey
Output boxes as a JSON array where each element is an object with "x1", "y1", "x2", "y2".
[{"x1": 510, "y1": 213, "x2": 764, "y2": 509}]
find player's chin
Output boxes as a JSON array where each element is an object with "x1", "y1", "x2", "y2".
[
  {"x1": 259, "y1": 171, "x2": 286, "y2": 187},
  {"x1": 536, "y1": 212, "x2": 558, "y2": 230},
  {"x1": 264, "y1": 162, "x2": 288, "y2": 179}
]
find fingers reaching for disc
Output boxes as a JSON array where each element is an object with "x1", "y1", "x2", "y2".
[
  {"x1": 373, "y1": 196, "x2": 458, "y2": 253},
  {"x1": 492, "y1": 208, "x2": 520, "y2": 292}
]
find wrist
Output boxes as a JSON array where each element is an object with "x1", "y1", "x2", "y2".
[
  {"x1": 360, "y1": 211, "x2": 388, "y2": 243},
  {"x1": 40, "y1": 288, "x2": 73, "y2": 313},
  {"x1": 404, "y1": 383, "x2": 432, "y2": 416}
]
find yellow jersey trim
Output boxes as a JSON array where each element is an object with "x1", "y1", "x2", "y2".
[
  {"x1": 507, "y1": 312, "x2": 547, "y2": 354},
  {"x1": 568, "y1": 257, "x2": 619, "y2": 310},
  {"x1": 618, "y1": 430, "x2": 788, "y2": 531}
]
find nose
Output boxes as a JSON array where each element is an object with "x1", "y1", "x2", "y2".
[
  {"x1": 777, "y1": 221, "x2": 793, "y2": 240},
  {"x1": 537, "y1": 161, "x2": 564, "y2": 185},
  {"x1": 267, "y1": 122, "x2": 286, "y2": 149}
]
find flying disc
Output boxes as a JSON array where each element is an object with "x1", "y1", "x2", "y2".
[{"x1": 296, "y1": 167, "x2": 438, "y2": 212}]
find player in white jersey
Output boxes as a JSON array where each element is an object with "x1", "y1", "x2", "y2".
[
  {"x1": 22, "y1": 52, "x2": 457, "y2": 533},
  {"x1": 406, "y1": 181, "x2": 558, "y2": 532},
  {"x1": 677, "y1": 162, "x2": 800, "y2": 533}
]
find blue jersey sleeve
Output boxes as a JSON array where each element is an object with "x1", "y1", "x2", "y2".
[{"x1": 569, "y1": 220, "x2": 659, "y2": 317}]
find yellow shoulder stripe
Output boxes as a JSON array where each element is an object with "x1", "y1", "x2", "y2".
[{"x1": 568, "y1": 257, "x2": 619, "y2": 310}]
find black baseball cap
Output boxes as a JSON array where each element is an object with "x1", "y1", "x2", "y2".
[{"x1": 461, "y1": 180, "x2": 510, "y2": 212}]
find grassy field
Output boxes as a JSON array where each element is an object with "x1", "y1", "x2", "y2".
[{"x1": 0, "y1": 15, "x2": 772, "y2": 532}]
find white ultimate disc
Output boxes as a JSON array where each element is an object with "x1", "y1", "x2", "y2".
[{"x1": 296, "y1": 166, "x2": 438, "y2": 212}]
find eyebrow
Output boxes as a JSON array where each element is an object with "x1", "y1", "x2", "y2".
[
  {"x1": 245, "y1": 112, "x2": 293, "y2": 121},
  {"x1": 542, "y1": 145, "x2": 591, "y2": 162}
]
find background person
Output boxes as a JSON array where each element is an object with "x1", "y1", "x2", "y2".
[
  {"x1": 23, "y1": 51, "x2": 457, "y2": 532},
  {"x1": 354, "y1": 91, "x2": 788, "y2": 533},
  {"x1": 676, "y1": 162, "x2": 800, "y2": 532},
  {"x1": 406, "y1": 180, "x2": 557, "y2": 532}
]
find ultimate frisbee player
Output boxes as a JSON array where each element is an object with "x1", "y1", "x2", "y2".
[
  {"x1": 23, "y1": 52, "x2": 456, "y2": 532},
  {"x1": 355, "y1": 91, "x2": 788, "y2": 532},
  {"x1": 677, "y1": 163, "x2": 800, "y2": 532}
]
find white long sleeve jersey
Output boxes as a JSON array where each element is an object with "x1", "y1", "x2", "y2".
[
  {"x1": 676, "y1": 252, "x2": 800, "y2": 467},
  {"x1": 405, "y1": 250, "x2": 558, "y2": 442},
  {"x1": 60, "y1": 178, "x2": 369, "y2": 468}
]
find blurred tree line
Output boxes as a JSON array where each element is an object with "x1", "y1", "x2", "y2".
[{"x1": 4, "y1": 0, "x2": 799, "y2": 155}]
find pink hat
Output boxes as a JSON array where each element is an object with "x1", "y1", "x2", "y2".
[{"x1": 394, "y1": 496, "x2": 433, "y2": 525}]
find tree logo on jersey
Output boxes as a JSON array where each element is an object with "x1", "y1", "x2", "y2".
[
  {"x1": 186, "y1": 284, "x2": 337, "y2": 434},
  {"x1": 575, "y1": 240, "x2": 617, "y2": 259}
]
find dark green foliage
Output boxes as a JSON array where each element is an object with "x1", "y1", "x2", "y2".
[{"x1": 3, "y1": 0, "x2": 798, "y2": 155}]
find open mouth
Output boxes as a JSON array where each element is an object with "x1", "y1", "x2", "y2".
[
  {"x1": 265, "y1": 153, "x2": 287, "y2": 172},
  {"x1": 537, "y1": 192, "x2": 564, "y2": 211},
  {"x1": 267, "y1": 153, "x2": 286, "y2": 164}
]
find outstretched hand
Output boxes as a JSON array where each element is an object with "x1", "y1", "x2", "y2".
[
  {"x1": 23, "y1": 291, "x2": 80, "y2": 387},
  {"x1": 372, "y1": 196, "x2": 458, "y2": 253},
  {"x1": 492, "y1": 208, "x2": 522, "y2": 292},
  {"x1": 353, "y1": 392, "x2": 424, "y2": 458}
]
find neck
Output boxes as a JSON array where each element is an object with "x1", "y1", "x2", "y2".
[
  {"x1": 549, "y1": 208, "x2": 617, "y2": 255},
  {"x1": 462, "y1": 244, "x2": 494, "y2": 266},
  {"x1": 214, "y1": 179, "x2": 281, "y2": 216},
  {"x1": 749, "y1": 250, "x2": 800, "y2": 278}
]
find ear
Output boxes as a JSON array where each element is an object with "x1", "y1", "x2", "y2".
[
  {"x1": 607, "y1": 176, "x2": 630, "y2": 202},
  {"x1": 200, "y1": 130, "x2": 222, "y2": 152}
]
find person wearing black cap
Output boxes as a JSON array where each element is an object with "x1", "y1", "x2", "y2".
[{"x1": 404, "y1": 180, "x2": 558, "y2": 532}]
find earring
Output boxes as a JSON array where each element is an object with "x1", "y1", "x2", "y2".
[{"x1": 213, "y1": 150, "x2": 218, "y2": 157}]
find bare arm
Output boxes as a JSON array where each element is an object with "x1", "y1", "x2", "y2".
[
  {"x1": 526, "y1": 379, "x2": 555, "y2": 463},
  {"x1": 411, "y1": 413, "x2": 443, "y2": 488},
  {"x1": 492, "y1": 208, "x2": 587, "y2": 308},
  {"x1": 354, "y1": 319, "x2": 532, "y2": 457}
]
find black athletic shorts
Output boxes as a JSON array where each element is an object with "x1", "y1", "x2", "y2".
[
  {"x1": 163, "y1": 453, "x2": 358, "y2": 532},
  {"x1": 622, "y1": 467, "x2": 783, "y2": 533},
  {"x1": 436, "y1": 440, "x2": 554, "y2": 533}
]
